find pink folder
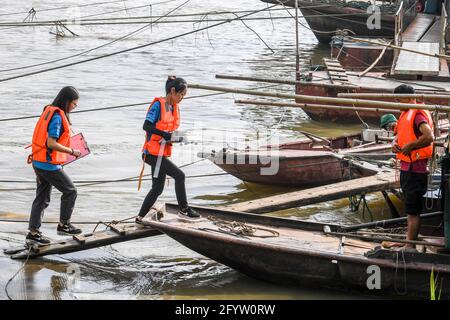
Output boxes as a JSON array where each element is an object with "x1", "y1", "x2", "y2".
[{"x1": 64, "y1": 133, "x2": 90, "y2": 166}]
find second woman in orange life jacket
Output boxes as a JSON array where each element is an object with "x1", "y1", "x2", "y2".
[
  {"x1": 136, "y1": 76, "x2": 200, "y2": 223},
  {"x1": 27, "y1": 87, "x2": 83, "y2": 245}
]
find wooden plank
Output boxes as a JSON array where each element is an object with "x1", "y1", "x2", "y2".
[
  {"x1": 420, "y1": 17, "x2": 442, "y2": 43},
  {"x1": 439, "y1": 58, "x2": 450, "y2": 78},
  {"x1": 402, "y1": 13, "x2": 436, "y2": 42},
  {"x1": 6, "y1": 224, "x2": 161, "y2": 259},
  {"x1": 323, "y1": 58, "x2": 349, "y2": 84},
  {"x1": 394, "y1": 42, "x2": 440, "y2": 76},
  {"x1": 326, "y1": 66, "x2": 346, "y2": 72},
  {"x1": 226, "y1": 172, "x2": 398, "y2": 214}
]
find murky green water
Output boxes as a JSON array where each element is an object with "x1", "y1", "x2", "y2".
[{"x1": 0, "y1": 0, "x2": 393, "y2": 300}]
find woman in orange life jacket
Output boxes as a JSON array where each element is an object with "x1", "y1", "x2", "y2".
[
  {"x1": 136, "y1": 76, "x2": 200, "y2": 223},
  {"x1": 27, "y1": 87, "x2": 83, "y2": 245}
]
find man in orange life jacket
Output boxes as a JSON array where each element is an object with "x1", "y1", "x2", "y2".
[{"x1": 392, "y1": 84, "x2": 434, "y2": 250}]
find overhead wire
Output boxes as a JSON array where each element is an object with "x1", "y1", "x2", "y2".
[
  {"x1": 0, "y1": 83, "x2": 283, "y2": 123},
  {"x1": 0, "y1": 0, "x2": 142, "y2": 18},
  {"x1": 0, "y1": 0, "x2": 191, "y2": 74},
  {"x1": 0, "y1": 0, "x2": 292, "y2": 83}
]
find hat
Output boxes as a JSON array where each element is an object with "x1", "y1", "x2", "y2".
[{"x1": 380, "y1": 114, "x2": 397, "y2": 129}]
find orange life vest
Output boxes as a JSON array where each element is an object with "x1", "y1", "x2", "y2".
[
  {"x1": 143, "y1": 97, "x2": 180, "y2": 157},
  {"x1": 395, "y1": 108, "x2": 434, "y2": 163},
  {"x1": 29, "y1": 105, "x2": 71, "y2": 164}
]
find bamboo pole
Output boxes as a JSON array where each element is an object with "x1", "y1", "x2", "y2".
[
  {"x1": 338, "y1": 93, "x2": 450, "y2": 100},
  {"x1": 358, "y1": 40, "x2": 392, "y2": 77},
  {"x1": 215, "y1": 74, "x2": 450, "y2": 93},
  {"x1": 234, "y1": 99, "x2": 401, "y2": 114},
  {"x1": 340, "y1": 212, "x2": 442, "y2": 232},
  {"x1": 325, "y1": 230, "x2": 446, "y2": 247},
  {"x1": 376, "y1": 135, "x2": 445, "y2": 146},
  {"x1": 348, "y1": 36, "x2": 450, "y2": 60},
  {"x1": 190, "y1": 83, "x2": 450, "y2": 112}
]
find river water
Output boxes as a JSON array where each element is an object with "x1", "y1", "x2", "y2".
[{"x1": 0, "y1": 0, "x2": 393, "y2": 300}]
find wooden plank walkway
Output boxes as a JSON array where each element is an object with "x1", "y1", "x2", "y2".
[
  {"x1": 394, "y1": 42, "x2": 440, "y2": 76},
  {"x1": 226, "y1": 171, "x2": 398, "y2": 214},
  {"x1": 402, "y1": 13, "x2": 436, "y2": 42},
  {"x1": 420, "y1": 17, "x2": 442, "y2": 42},
  {"x1": 323, "y1": 58, "x2": 349, "y2": 84},
  {"x1": 4, "y1": 222, "x2": 161, "y2": 259}
]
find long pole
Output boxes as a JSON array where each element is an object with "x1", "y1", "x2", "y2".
[
  {"x1": 190, "y1": 83, "x2": 450, "y2": 112},
  {"x1": 234, "y1": 99, "x2": 401, "y2": 114},
  {"x1": 348, "y1": 36, "x2": 450, "y2": 60},
  {"x1": 295, "y1": 0, "x2": 300, "y2": 81},
  {"x1": 215, "y1": 74, "x2": 450, "y2": 93},
  {"x1": 338, "y1": 93, "x2": 450, "y2": 100}
]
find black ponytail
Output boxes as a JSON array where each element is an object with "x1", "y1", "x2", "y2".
[{"x1": 165, "y1": 76, "x2": 187, "y2": 95}]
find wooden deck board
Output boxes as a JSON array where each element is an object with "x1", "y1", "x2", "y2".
[
  {"x1": 393, "y1": 42, "x2": 440, "y2": 76},
  {"x1": 402, "y1": 13, "x2": 436, "y2": 42},
  {"x1": 420, "y1": 17, "x2": 442, "y2": 43},
  {"x1": 226, "y1": 171, "x2": 398, "y2": 214},
  {"x1": 164, "y1": 212, "x2": 375, "y2": 255},
  {"x1": 310, "y1": 71, "x2": 450, "y2": 90},
  {"x1": 5, "y1": 223, "x2": 161, "y2": 259}
]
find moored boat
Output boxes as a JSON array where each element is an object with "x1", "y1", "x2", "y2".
[
  {"x1": 147, "y1": 203, "x2": 449, "y2": 299},
  {"x1": 297, "y1": 72, "x2": 450, "y2": 122},
  {"x1": 260, "y1": 0, "x2": 418, "y2": 43},
  {"x1": 198, "y1": 131, "x2": 393, "y2": 187}
]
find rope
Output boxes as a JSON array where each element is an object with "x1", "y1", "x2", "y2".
[
  {"x1": 0, "y1": 1, "x2": 290, "y2": 83},
  {"x1": 0, "y1": 11, "x2": 381, "y2": 27},
  {"x1": 0, "y1": 218, "x2": 136, "y2": 225},
  {"x1": 0, "y1": 83, "x2": 283, "y2": 122},
  {"x1": 273, "y1": 0, "x2": 358, "y2": 35},
  {"x1": 0, "y1": 16, "x2": 297, "y2": 27},
  {"x1": 4, "y1": 246, "x2": 32, "y2": 300},
  {"x1": 0, "y1": 0, "x2": 191, "y2": 74},
  {"x1": 0, "y1": 0, "x2": 146, "y2": 17},
  {"x1": 394, "y1": 250, "x2": 408, "y2": 295},
  {"x1": 92, "y1": 215, "x2": 137, "y2": 232},
  {"x1": 206, "y1": 216, "x2": 279, "y2": 238}
]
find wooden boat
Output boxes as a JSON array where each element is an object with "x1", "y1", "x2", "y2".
[
  {"x1": 260, "y1": 0, "x2": 418, "y2": 43},
  {"x1": 297, "y1": 72, "x2": 450, "y2": 122},
  {"x1": 198, "y1": 132, "x2": 393, "y2": 187},
  {"x1": 147, "y1": 203, "x2": 450, "y2": 299}
]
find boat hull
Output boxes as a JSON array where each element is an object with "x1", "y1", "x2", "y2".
[
  {"x1": 261, "y1": 0, "x2": 418, "y2": 43},
  {"x1": 151, "y1": 205, "x2": 450, "y2": 299},
  {"x1": 213, "y1": 154, "x2": 375, "y2": 187},
  {"x1": 296, "y1": 72, "x2": 450, "y2": 123}
]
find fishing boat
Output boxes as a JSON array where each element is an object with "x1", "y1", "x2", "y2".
[
  {"x1": 198, "y1": 131, "x2": 393, "y2": 187},
  {"x1": 146, "y1": 203, "x2": 449, "y2": 299},
  {"x1": 260, "y1": 0, "x2": 419, "y2": 43},
  {"x1": 296, "y1": 0, "x2": 450, "y2": 123},
  {"x1": 297, "y1": 72, "x2": 450, "y2": 123}
]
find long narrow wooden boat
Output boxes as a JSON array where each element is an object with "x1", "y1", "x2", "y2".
[
  {"x1": 297, "y1": 73, "x2": 450, "y2": 122},
  {"x1": 260, "y1": 0, "x2": 418, "y2": 43},
  {"x1": 199, "y1": 132, "x2": 393, "y2": 187},
  {"x1": 147, "y1": 204, "x2": 449, "y2": 299}
]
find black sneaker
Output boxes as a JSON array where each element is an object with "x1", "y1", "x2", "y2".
[
  {"x1": 57, "y1": 223, "x2": 82, "y2": 235},
  {"x1": 178, "y1": 207, "x2": 201, "y2": 219},
  {"x1": 135, "y1": 217, "x2": 144, "y2": 225},
  {"x1": 26, "y1": 231, "x2": 51, "y2": 245}
]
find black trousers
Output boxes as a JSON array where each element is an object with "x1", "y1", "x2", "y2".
[
  {"x1": 138, "y1": 154, "x2": 188, "y2": 217},
  {"x1": 400, "y1": 170, "x2": 428, "y2": 215},
  {"x1": 29, "y1": 167, "x2": 77, "y2": 231}
]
